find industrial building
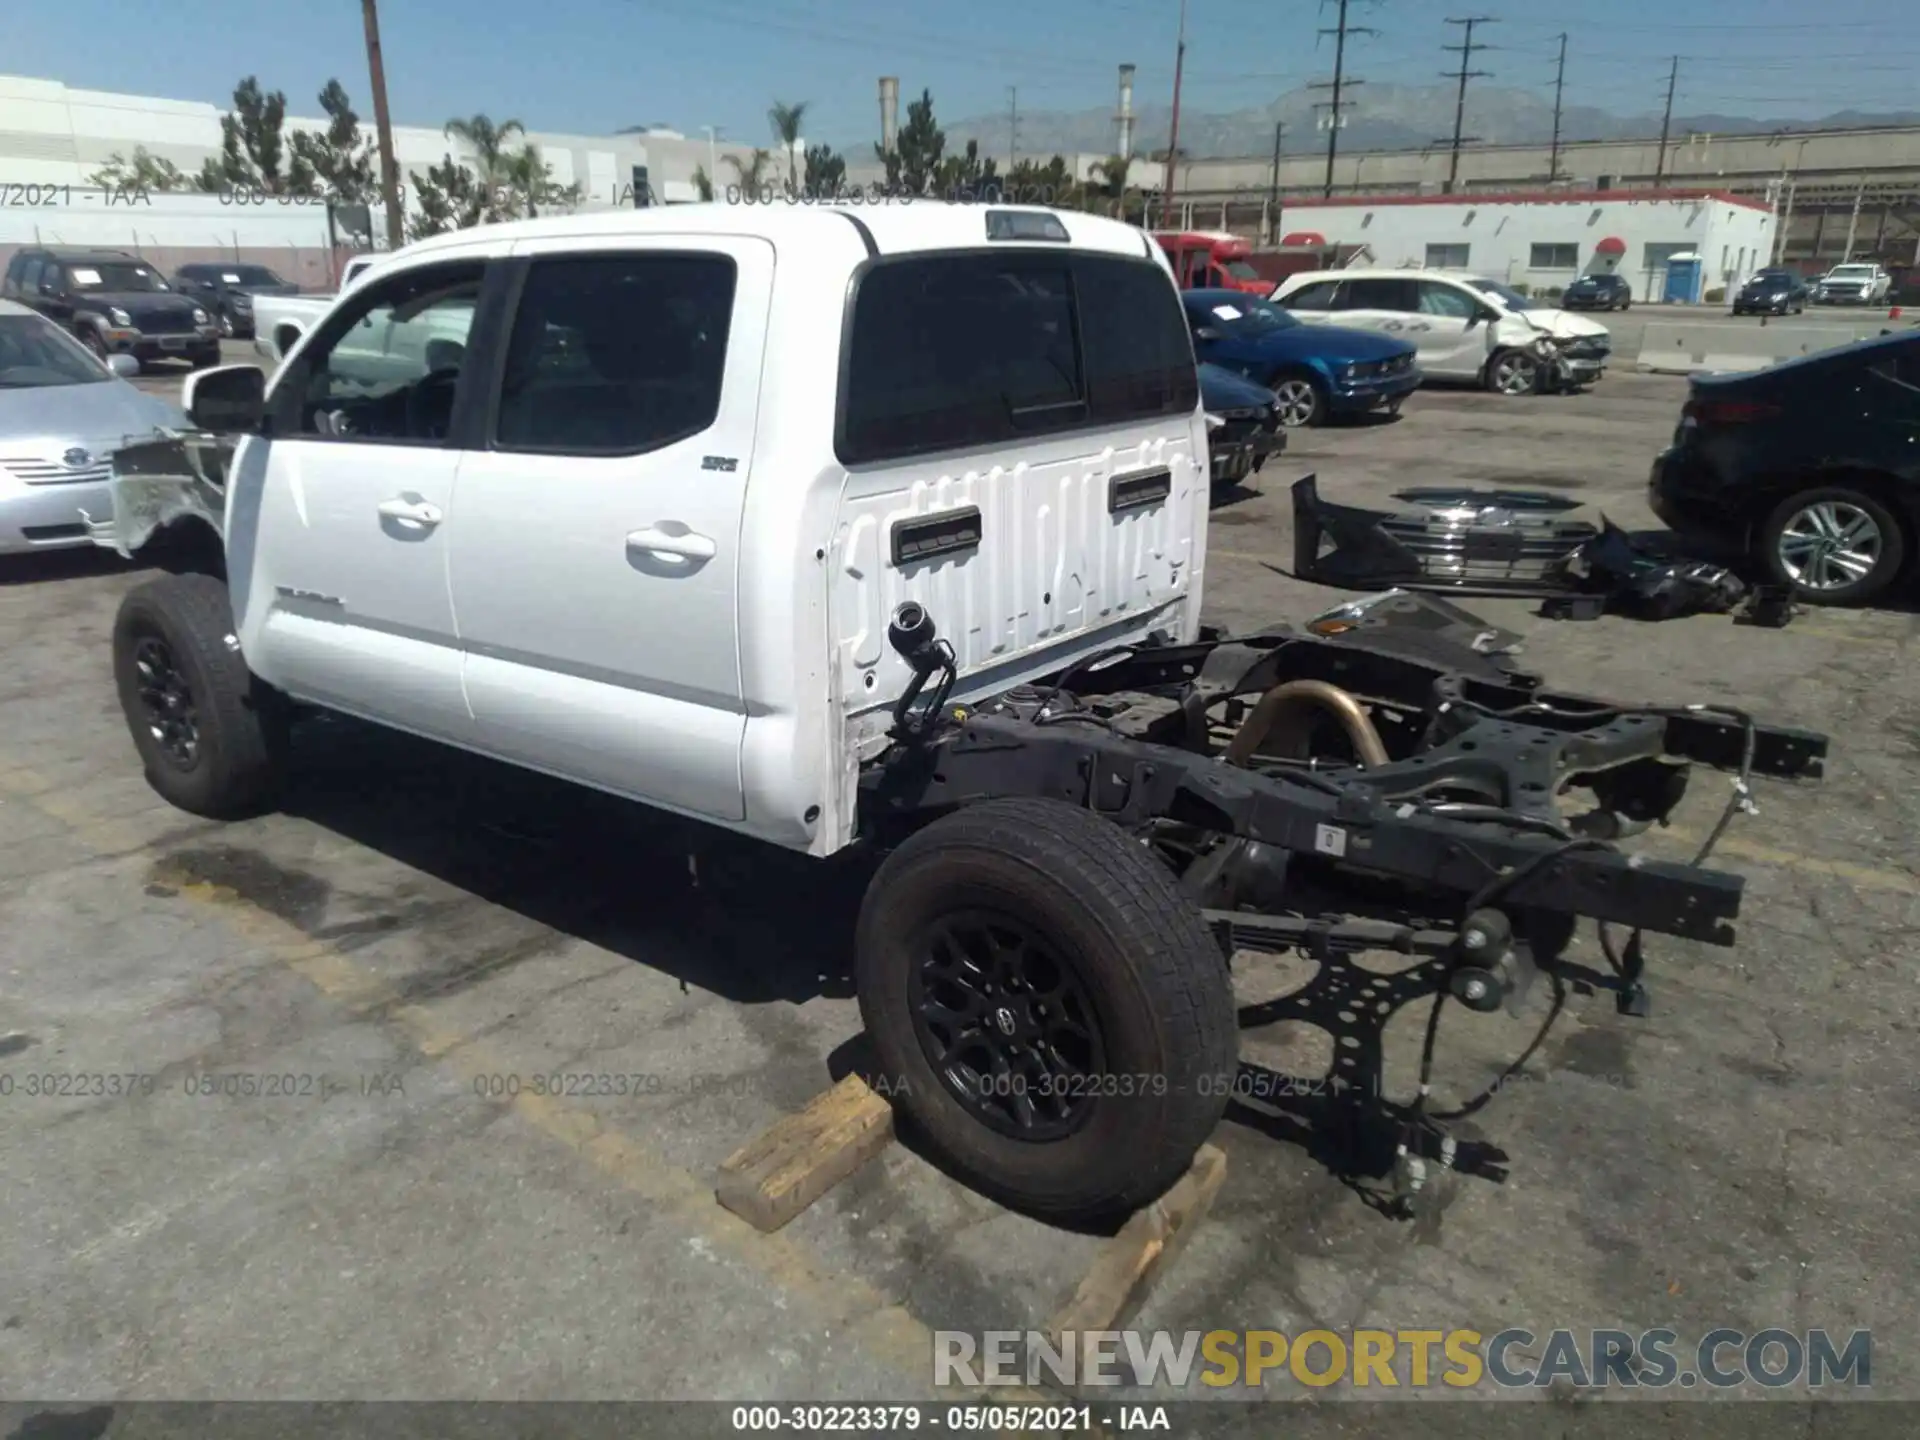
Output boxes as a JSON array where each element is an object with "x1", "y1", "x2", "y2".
[{"x1": 1253, "y1": 189, "x2": 1779, "y2": 303}]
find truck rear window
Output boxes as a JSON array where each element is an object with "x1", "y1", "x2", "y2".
[{"x1": 837, "y1": 252, "x2": 1198, "y2": 466}]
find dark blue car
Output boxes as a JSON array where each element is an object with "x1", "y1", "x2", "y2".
[
  {"x1": 1198, "y1": 362, "x2": 1286, "y2": 490},
  {"x1": 1182, "y1": 288, "x2": 1420, "y2": 427}
]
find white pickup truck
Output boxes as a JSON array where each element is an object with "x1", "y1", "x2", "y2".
[
  {"x1": 249, "y1": 253, "x2": 382, "y2": 364},
  {"x1": 101, "y1": 202, "x2": 1820, "y2": 1223}
]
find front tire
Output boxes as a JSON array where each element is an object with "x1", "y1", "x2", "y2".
[
  {"x1": 855, "y1": 798, "x2": 1237, "y2": 1225},
  {"x1": 1486, "y1": 349, "x2": 1540, "y2": 395},
  {"x1": 1267, "y1": 371, "x2": 1326, "y2": 427},
  {"x1": 112, "y1": 574, "x2": 287, "y2": 817},
  {"x1": 1759, "y1": 486, "x2": 1906, "y2": 606}
]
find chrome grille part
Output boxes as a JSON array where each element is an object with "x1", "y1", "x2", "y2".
[{"x1": 3, "y1": 449, "x2": 116, "y2": 486}]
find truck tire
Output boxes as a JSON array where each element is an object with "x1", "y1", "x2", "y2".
[
  {"x1": 855, "y1": 797, "x2": 1237, "y2": 1225},
  {"x1": 112, "y1": 573, "x2": 287, "y2": 818}
]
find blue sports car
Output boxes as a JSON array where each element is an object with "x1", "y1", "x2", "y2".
[{"x1": 1182, "y1": 288, "x2": 1421, "y2": 427}]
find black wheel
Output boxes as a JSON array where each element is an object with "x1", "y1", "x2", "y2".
[
  {"x1": 856, "y1": 798, "x2": 1237, "y2": 1224},
  {"x1": 81, "y1": 329, "x2": 108, "y2": 361},
  {"x1": 112, "y1": 573, "x2": 288, "y2": 817},
  {"x1": 1267, "y1": 370, "x2": 1326, "y2": 427},
  {"x1": 1759, "y1": 485, "x2": 1907, "y2": 606},
  {"x1": 190, "y1": 346, "x2": 221, "y2": 370},
  {"x1": 218, "y1": 309, "x2": 235, "y2": 338},
  {"x1": 1485, "y1": 348, "x2": 1540, "y2": 395}
]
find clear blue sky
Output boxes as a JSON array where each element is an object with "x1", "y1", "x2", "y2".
[{"x1": 7, "y1": 0, "x2": 1914, "y2": 150}]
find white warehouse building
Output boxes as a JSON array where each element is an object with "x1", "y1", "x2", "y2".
[{"x1": 1270, "y1": 188, "x2": 1778, "y2": 304}]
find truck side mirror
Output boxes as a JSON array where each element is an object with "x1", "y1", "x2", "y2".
[
  {"x1": 39, "y1": 280, "x2": 57, "y2": 296},
  {"x1": 184, "y1": 364, "x2": 267, "y2": 433}
]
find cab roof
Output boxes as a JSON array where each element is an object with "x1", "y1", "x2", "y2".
[{"x1": 395, "y1": 202, "x2": 1163, "y2": 266}]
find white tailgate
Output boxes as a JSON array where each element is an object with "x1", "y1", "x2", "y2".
[{"x1": 831, "y1": 430, "x2": 1204, "y2": 716}]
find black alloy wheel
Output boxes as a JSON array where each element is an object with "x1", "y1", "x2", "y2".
[
  {"x1": 909, "y1": 910, "x2": 1107, "y2": 1141},
  {"x1": 129, "y1": 632, "x2": 201, "y2": 769}
]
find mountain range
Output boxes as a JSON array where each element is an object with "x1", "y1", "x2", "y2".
[{"x1": 922, "y1": 83, "x2": 1920, "y2": 162}]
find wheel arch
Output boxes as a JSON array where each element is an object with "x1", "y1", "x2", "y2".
[{"x1": 138, "y1": 515, "x2": 228, "y2": 583}]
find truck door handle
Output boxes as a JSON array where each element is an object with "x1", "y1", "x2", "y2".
[
  {"x1": 377, "y1": 497, "x2": 443, "y2": 528},
  {"x1": 626, "y1": 526, "x2": 716, "y2": 561}
]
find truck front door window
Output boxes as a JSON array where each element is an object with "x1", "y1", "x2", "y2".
[
  {"x1": 296, "y1": 264, "x2": 482, "y2": 444},
  {"x1": 492, "y1": 253, "x2": 736, "y2": 456}
]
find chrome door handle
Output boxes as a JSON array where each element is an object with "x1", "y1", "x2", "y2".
[
  {"x1": 626, "y1": 526, "x2": 716, "y2": 561},
  {"x1": 377, "y1": 497, "x2": 442, "y2": 527}
]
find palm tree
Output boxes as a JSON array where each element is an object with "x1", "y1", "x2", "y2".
[
  {"x1": 724, "y1": 148, "x2": 772, "y2": 198},
  {"x1": 1089, "y1": 154, "x2": 1133, "y2": 217},
  {"x1": 691, "y1": 165, "x2": 714, "y2": 201},
  {"x1": 768, "y1": 100, "x2": 809, "y2": 194},
  {"x1": 444, "y1": 113, "x2": 525, "y2": 217}
]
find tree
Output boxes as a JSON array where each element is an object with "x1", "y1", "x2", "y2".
[
  {"x1": 502, "y1": 141, "x2": 583, "y2": 219},
  {"x1": 1007, "y1": 155, "x2": 1080, "y2": 209},
  {"x1": 768, "y1": 100, "x2": 809, "y2": 194},
  {"x1": 407, "y1": 155, "x2": 485, "y2": 240},
  {"x1": 723, "y1": 148, "x2": 773, "y2": 197},
  {"x1": 196, "y1": 76, "x2": 305, "y2": 192},
  {"x1": 690, "y1": 165, "x2": 715, "y2": 201},
  {"x1": 288, "y1": 79, "x2": 375, "y2": 203},
  {"x1": 1088, "y1": 153, "x2": 1135, "y2": 218},
  {"x1": 875, "y1": 87, "x2": 944, "y2": 196},
  {"x1": 88, "y1": 146, "x2": 190, "y2": 192},
  {"x1": 933, "y1": 138, "x2": 999, "y2": 197},
  {"x1": 803, "y1": 144, "x2": 845, "y2": 196},
  {"x1": 444, "y1": 113, "x2": 526, "y2": 219}
]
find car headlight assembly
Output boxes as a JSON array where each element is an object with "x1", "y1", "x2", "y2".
[
  {"x1": 192, "y1": 307, "x2": 211, "y2": 325},
  {"x1": 108, "y1": 306, "x2": 132, "y2": 326}
]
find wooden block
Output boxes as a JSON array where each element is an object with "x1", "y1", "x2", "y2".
[
  {"x1": 1046, "y1": 1144, "x2": 1228, "y2": 1348},
  {"x1": 715, "y1": 1073, "x2": 896, "y2": 1233}
]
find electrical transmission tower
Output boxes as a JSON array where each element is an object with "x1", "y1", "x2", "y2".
[
  {"x1": 1309, "y1": 0, "x2": 1378, "y2": 198},
  {"x1": 1439, "y1": 16, "x2": 1497, "y2": 193}
]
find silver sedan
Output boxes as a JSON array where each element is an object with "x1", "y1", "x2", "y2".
[{"x1": 0, "y1": 299, "x2": 186, "y2": 555}]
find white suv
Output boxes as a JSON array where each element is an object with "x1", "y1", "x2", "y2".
[
  {"x1": 1813, "y1": 263, "x2": 1892, "y2": 306},
  {"x1": 1272, "y1": 267, "x2": 1612, "y2": 393}
]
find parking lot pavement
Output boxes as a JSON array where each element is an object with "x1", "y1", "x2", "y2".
[{"x1": 3, "y1": 369, "x2": 1917, "y2": 1409}]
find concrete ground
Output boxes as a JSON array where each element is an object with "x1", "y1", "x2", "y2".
[{"x1": 3, "y1": 359, "x2": 1916, "y2": 1422}]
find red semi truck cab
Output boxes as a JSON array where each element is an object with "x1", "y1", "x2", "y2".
[{"x1": 1153, "y1": 231, "x2": 1270, "y2": 294}]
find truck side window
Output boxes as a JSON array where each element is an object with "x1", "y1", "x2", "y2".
[
  {"x1": 293, "y1": 260, "x2": 484, "y2": 445},
  {"x1": 492, "y1": 253, "x2": 737, "y2": 456}
]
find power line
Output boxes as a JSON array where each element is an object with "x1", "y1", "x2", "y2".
[
  {"x1": 1309, "y1": 0, "x2": 1379, "y2": 198},
  {"x1": 1440, "y1": 16, "x2": 1497, "y2": 193},
  {"x1": 1547, "y1": 32, "x2": 1566, "y2": 183},
  {"x1": 1654, "y1": 56, "x2": 1679, "y2": 186}
]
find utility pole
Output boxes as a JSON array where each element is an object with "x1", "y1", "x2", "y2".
[
  {"x1": 1440, "y1": 17, "x2": 1496, "y2": 194},
  {"x1": 361, "y1": 0, "x2": 404, "y2": 251},
  {"x1": 1547, "y1": 32, "x2": 1567, "y2": 184},
  {"x1": 1007, "y1": 87, "x2": 1019, "y2": 174},
  {"x1": 1653, "y1": 56, "x2": 1679, "y2": 187},
  {"x1": 1165, "y1": 0, "x2": 1188, "y2": 226},
  {"x1": 1267, "y1": 121, "x2": 1285, "y2": 246},
  {"x1": 1842, "y1": 175, "x2": 1865, "y2": 262},
  {"x1": 1309, "y1": 0, "x2": 1376, "y2": 198}
]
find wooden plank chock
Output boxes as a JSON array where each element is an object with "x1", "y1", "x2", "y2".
[
  {"x1": 1045, "y1": 1144, "x2": 1229, "y2": 1348},
  {"x1": 715, "y1": 1073, "x2": 897, "y2": 1233}
]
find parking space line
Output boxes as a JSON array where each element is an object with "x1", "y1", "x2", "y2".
[{"x1": 0, "y1": 765, "x2": 947, "y2": 1394}]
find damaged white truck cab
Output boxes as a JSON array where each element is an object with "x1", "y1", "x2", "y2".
[{"x1": 108, "y1": 202, "x2": 1827, "y2": 1225}]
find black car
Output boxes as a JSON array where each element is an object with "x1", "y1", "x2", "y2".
[
  {"x1": 0, "y1": 247, "x2": 220, "y2": 370},
  {"x1": 1199, "y1": 361, "x2": 1286, "y2": 492},
  {"x1": 1649, "y1": 330, "x2": 1920, "y2": 605},
  {"x1": 171, "y1": 262, "x2": 301, "y2": 340},
  {"x1": 1561, "y1": 272, "x2": 1633, "y2": 312},
  {"x1": 1731, "y1": 268, "x2": 1809, "y2": 316}
]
